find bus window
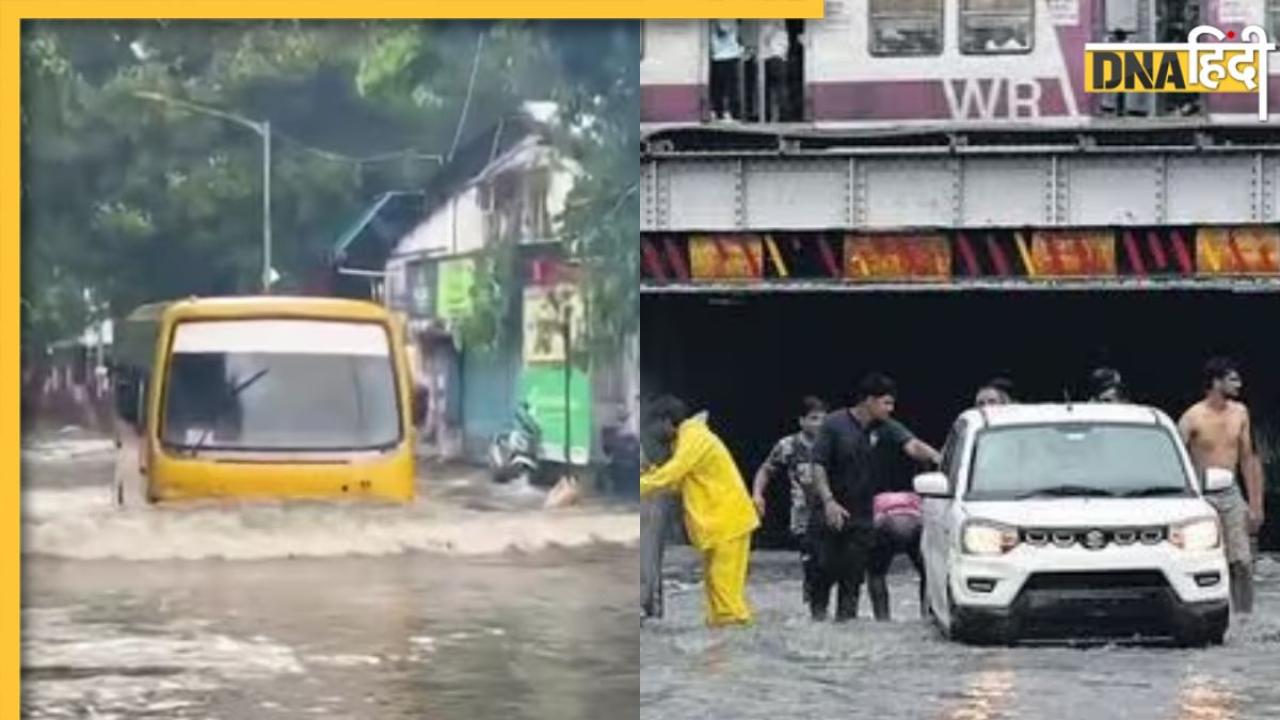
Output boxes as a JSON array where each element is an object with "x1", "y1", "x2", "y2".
[
  {"x1": 960, "y1": 0, "x2": 1034, "y2": 55},
  {"x1": 162, "y1": 319, "x2": 400, "y2": 452},
  {"x1": 869, "y1": 0, "x2": 944, "y2": 57}
]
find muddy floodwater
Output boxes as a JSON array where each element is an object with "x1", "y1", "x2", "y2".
[
  {"x1": 642, "y1": 547, "x2": 1280, "y2": 720},
  {"x1": 22, "y1": 433, "x2": 639, "y2": 720}
]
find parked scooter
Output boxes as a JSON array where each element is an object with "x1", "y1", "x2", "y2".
[{"x1": 488, "y1": 401, "x2": 542, "y2": 487}]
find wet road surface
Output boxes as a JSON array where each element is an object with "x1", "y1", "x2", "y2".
[
  {"x1": 22, "y1": 432, "x2": 639, "y2": 720},
  {"x1": 642, "y1": 547, "x2": 1280, "y2": 720}
]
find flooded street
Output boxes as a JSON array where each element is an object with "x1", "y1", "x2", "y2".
[
  {"x1": 642, "y1": 548, "x2": 1280, "y2": 720},
  {"x1": 22, "y1": 433, "x2": 639, "y2": 720}
]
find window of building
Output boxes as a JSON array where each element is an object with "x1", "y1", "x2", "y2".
[
  {"x1": 401, "y1": 260, "x2": 437, "y2": 317},
  {"x1": 960, "y1": 0, "x2": 1035, "y2": 55},
  {"x1": 521, "y1": 170, "x2": 551, "y2": 241},
  {"x1": 869, "y1": 0, "x2": 944, "y2": 57}
]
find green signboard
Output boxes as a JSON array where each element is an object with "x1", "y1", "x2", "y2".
[
  {"x1": 521, "y1": 364, "x2": 591, "y2": 465},
  {"x1": 436, "y1": 258, "x2": 475, "y2": 321}
]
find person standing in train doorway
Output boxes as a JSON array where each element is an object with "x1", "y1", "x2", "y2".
[
  {"x1": 710, "y1": 20, "x2": 744, "y2": 121},
  {"x1": 1178, "y1": 357, "x2": 1266, "y2": 615},
  {"x1": 759, "y1": 19, "x2": 789, "y2": 122}
]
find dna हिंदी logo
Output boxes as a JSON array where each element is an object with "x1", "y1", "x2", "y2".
[{"x1": 1084, "y1": 25, "x2": 1276, "y2": 121}]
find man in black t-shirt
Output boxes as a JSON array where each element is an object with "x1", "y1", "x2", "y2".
[{"x1": 808, "y1": 373, "x2": 933, "y2": 621}]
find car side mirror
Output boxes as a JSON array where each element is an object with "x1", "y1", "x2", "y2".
[
  {"x1": 1203, "y1": 467, "x2": 1235, "y2": 494},
  {"x1": 914, "y1": 471, "x2": 951, "y2": 498}
]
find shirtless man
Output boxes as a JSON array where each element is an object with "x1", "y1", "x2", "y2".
[{"x1": 1178, "y1": 357, "x2": 1266, "y2": 614}]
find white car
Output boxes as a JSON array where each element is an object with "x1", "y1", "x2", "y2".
[{"x1": 916, "y1": 403, "x2": 1231, "y2": 646}]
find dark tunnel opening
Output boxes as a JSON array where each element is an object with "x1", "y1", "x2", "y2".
[{"x1": 641, "y1": 289, "x2": 1280, "y2": 550}]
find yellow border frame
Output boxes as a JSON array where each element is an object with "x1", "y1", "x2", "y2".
[
  {"x1": 4, "y1": 0, "x2": 822, "y2": 20},
  {"x1": 2, "y1": 1, "x2": 825, "y2": 716}
]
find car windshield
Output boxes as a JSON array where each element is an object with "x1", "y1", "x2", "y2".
[
  {"x1": 161, "y1": 319, "x2": 400, "y2": 452},
  {"x1": 965, "y1": 423, "x2": 1191, "y2": 501}
]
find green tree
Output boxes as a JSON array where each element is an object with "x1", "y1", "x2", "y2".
[
  {"x1": 20, "y1": 21, "x2": 638, "y2": 368},
  {"x1": 549, "y1": 22, "x2": 640, "y2": 361}
]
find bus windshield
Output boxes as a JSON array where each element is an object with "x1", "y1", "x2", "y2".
[{"x1": 161, "y1": 319, "x2": 401, "y2": 452}]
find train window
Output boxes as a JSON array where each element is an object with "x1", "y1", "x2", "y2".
[
  {"x1": 869, "y1": 0, "x2": 944, "y2": 57},
  {"x1": 960, "y1": 0, "x2": 1035, "y2": 55}
]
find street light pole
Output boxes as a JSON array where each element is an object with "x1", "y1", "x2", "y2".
[
  {"x1": 563, "y1": 301, "x2": 572, "y2": 473},
  {"x1": 133, "y1": 91, "x2": 274, "y2": 294},
  {"x1": 261, "y1": 120, "x2": 272, "y2": 294}
]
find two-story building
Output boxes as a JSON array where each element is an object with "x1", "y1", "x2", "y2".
[{"x1": 336, "y1": 105, "x2": 638, "y2": 472}]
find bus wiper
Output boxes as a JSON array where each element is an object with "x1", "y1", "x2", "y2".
[
  {"x1": 1015, "y1": 485, "x2": 1115, "y2": 500},
  {"x1": 189, "y1": 368, "x2": 271, "y2": 456},
  {"x1": 1122, "y1": 486, "x2": 1189, "y2": 498}
]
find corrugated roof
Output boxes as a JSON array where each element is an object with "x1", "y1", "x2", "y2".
[{"x1": 332, "y1": 192, "x2": 417, "y2": 259}]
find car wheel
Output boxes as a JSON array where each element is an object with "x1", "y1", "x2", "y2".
[
  {"x1": 1177, "y1": 615, "x2": 1227, "y2": 648},
  {"x1": 924, "y1": 580, "x2": 944, "y2": 630},
  {"x1": 946, "y1": 586, "x2": 971, "y2": 643},
  {"x1": 1210, "y1": 607, "x2": 1229, "y2": 646},
  {"x1": 948, "y1": 586, "x2": 1012, "y2": 647},
  {"x1": 929, "y1": 602, "x2": 951, "y2": 641}
]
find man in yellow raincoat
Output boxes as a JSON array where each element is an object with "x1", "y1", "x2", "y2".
[{"x1": 640, "y1": 396, "x2": 759, "y2": 627}]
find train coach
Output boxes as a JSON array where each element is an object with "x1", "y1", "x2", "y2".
[{"x1": 641, "y1": 0, "x2": 1280, "y2": 129}]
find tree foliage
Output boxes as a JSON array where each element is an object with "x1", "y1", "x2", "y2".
[
  {"x1": 550, "y1": 23, "x2": 640, "y2": 359},
  {"x1": 21, "y1": 21, "x2": 638, "y2": 366}
]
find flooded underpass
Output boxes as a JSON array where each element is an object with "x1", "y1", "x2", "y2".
[
  {"x1": 22, "y1": 432, "x2": 639, "y2": 720},
  {"x1": 640, "y1": 289, "x2": 1280, "y2": 550},
  {"x1": 641, "y1": 549, "x2": 1280, "y2": 720}
]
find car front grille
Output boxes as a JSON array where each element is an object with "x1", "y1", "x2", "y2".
[{"x1": 1020, "y1": 526, "x2": 1166, "y2": 551}]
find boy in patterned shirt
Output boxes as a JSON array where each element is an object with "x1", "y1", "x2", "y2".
[{"x1": 752, "y1": 396, "x2": 828, "y2": 606}]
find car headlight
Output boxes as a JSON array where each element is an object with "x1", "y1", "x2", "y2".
[
  {"x1": 961, "y1": 520, "x2": 1019, "y2": 556},
  {"x1": 1170, "y1": 517, "x2": 1220, "y2": 551}
]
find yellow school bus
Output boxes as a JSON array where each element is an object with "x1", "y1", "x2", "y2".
[{"x1": 111, "y1": 296, "x2": 420, "y2": 504}]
